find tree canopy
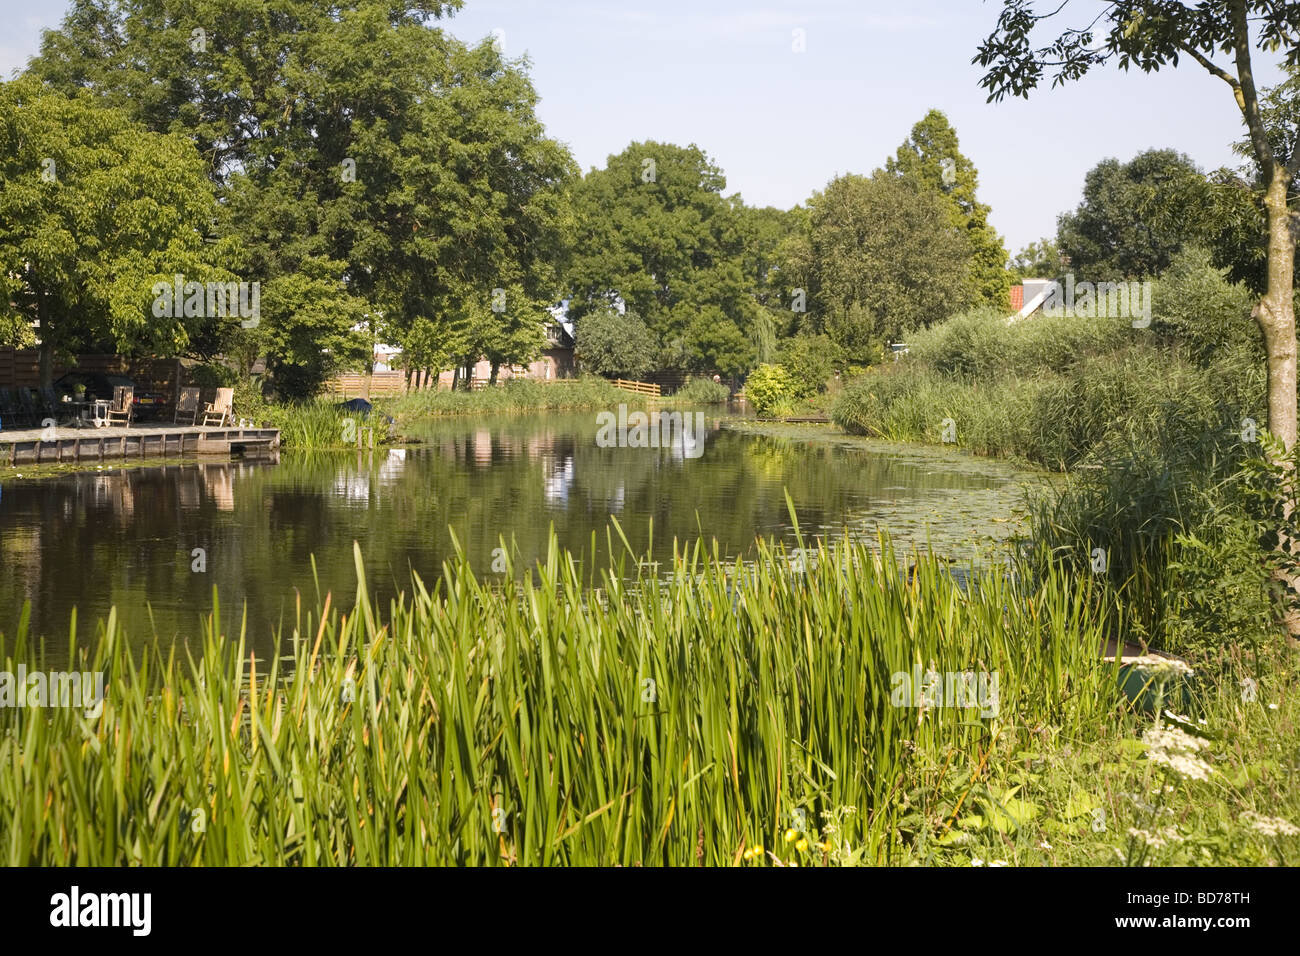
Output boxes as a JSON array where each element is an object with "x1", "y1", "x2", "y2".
[
  {"x1": 0, "y1": 79, "x2": 230, "y2": 386},
  {"x1": 887, "y1": 109, "x2": 1011, "y2": 309}
]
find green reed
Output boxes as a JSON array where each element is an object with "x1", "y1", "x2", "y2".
[{"x1": 0, "y1": 523, "x2": 1116, "y2": 866}]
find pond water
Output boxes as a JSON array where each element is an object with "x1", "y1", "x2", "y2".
[{"x1": 0, "y1": 411, "x2": 1040, "y2": 661}]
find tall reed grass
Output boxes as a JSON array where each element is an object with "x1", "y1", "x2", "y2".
[{"x1": 1, "y1": 522, "x2": 1120, "y2": 866}]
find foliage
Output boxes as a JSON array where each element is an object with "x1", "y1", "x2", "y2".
[
  {"x1": 385, "y1": 375, "x2": 643, "y2": 421},
  {"x1": 672, "y1": 377, "x2": 731, "y2": 404},
  {"x1": 887, "y1": 108, "x2": 1011, "y2": 308},
  {"x1": 1057, "y1": 150, "x2": 1211, "y2": 281},
  {"x1": 30, "y1": 0, "x2": 575, "y2": 376},
  {"x1": 1009, "y1": 238, "x2": 1065, "y2": 281},
  {"x1": 0, "y1": 79, "x2": 232, "y2": 385},
  {"x1": 575, "y1": 306, "x2": 658, "y2": 379},
  {"x1": 778, "y1": 333, "x2": 837, "y2": 396},
  {"x1": 744, "y1": 363, "x2": 801, "y2": 417},
  {"x1": 799, "y1": 171, "x2": 973, "y2": 358},
  {"x1": 564, "y1": 142, "x2": 754, "y2": 356}
]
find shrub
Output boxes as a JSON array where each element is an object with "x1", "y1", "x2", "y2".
[
  {"x1": 744, "y1": 363, "x2": 800, "y2": 416},
  {"x1": 779, "y1": 333, "x2": 838, "y2": 396},
  {"x1": 673, "y1": 377, "x2": 731, "y2": 404}
]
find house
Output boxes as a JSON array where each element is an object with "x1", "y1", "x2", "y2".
[
  {"x1": 1007, "y1": 278, "x2": 1056, "y2": 323},
  {"x1": 435, "y1": 307, "x2": 578, "y2": 387}
]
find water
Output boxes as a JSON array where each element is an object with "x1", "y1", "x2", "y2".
[{"x1": 0, "y1": 411, "x2": 1039, "y2": 660}]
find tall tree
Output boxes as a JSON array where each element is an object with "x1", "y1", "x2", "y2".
[
  {"x1": 887, "y1": 109, "x2": 1011, "y2": 308},
  {"x1": 1057, "y1": 149, "x2": 1212, "y2": 279},
  {"x1": 564, "y1": 141, "x2": 755, "y2": 372},
  {"x1": 29, "y1": 1, "x2": 575, "y2": 391},
  {"x1": 802, "y1": 171, "x2": 973, "y2": 357},
  {"x1": 0, "y1": 80, "x2": 230, "y2": 388}
]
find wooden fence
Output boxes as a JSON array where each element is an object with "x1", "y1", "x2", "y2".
[
  {"x1": 0, "y1": 349, "x2": 182, "y2": 402},
  {"x1": 322, "y1": 372, "x2": 410, "y2": 398},
  {"x1": 612, "y1": 378, "x2": 661, "y2": 397}
]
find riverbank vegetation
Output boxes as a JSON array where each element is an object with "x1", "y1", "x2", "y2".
[{"x1": 3, "y1": 529, "x2": 1294, "y2": 866}]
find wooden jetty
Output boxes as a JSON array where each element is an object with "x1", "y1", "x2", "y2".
[{"x1": 0, "y1": 423, "x2": 281, "y2": 466}]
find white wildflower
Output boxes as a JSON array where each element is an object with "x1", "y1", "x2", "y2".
[{"x1": 1240, "y1": 812, "x2": 1300, "y2": 838}]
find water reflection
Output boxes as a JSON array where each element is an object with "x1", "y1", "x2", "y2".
[{"x1": 0, "y1": 413, "x2": 1037, "y2": 661}]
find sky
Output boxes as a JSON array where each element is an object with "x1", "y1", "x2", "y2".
[{"x1": 0, "y1": 0, "x2": 1287, "y2": 253}]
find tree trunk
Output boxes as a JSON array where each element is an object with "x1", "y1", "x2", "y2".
[
  {"x1": 489, "y1": 360, "x2": 499, "y2": 385},
  {"x1": 1259, "y1": 167, "x2": 1300, "y2": 636},
  {"x1": 1259, "y1": 170, "x2": 1298, "y2": 449}
]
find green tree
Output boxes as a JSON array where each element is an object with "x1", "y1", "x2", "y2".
[
  {"x1": 1009, "y1": 237, "x2": 1065, "y2": 281},
  {"x1": 564, "y1": 141, "x2": 756, "y2": 369},
  {"x1": 255, "y1": 259, "x2": 369, "y2": 400},
  {"x1": 1056, "y1": 149, "x2": 1210, "y2": 279},
  {"x1": 30, "y1": 1, "x2": 574, "y2": 386},
  {"x1": 0, "y1": 79, "x2": 230, "y2": 388},
  {"x1": 887, "y1": 109, "x2": 1011, "y2": 308},
  {"x1": 802, "y1": 171, "x2": 973, "y2": 357},
  {"x1": 575, "y1": 306, "x2": 658, "y2": 379}
]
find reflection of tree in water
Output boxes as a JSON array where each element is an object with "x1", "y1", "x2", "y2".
[{"x1": 1, "y1": 416, "x2": 1036, "y2": 655}]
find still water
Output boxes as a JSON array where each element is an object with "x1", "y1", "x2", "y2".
[{"x1": 0, "y1": 412, "x2": 1039, "y2": 660}]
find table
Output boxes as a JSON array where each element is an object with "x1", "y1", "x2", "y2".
[{"x1": 72, "y1": 400, "x2": 111, "y2": 428}]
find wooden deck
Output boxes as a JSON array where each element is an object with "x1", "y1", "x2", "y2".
[{"x1": 0, "y1": 423, "x2": 281, "y2": 466}]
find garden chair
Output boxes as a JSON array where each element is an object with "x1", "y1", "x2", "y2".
[
  {"x1": 0, "y1": 389, "x2": 25, "y2": 428},
  {"x1": 174, "y1": 387, "x2": 201, "y2": 425},
  {"x1": 106, "y1": 386, "x2": 134, "y2": 426},
  {"x1": 201, "y1": 387, "x2": 233, "y2": 427}
]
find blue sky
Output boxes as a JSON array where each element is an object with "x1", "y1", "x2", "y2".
[{"x1": 0, "y1": 0, "x2": 1285, "y2": 252}]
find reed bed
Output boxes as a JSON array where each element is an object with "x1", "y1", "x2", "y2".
[{"x1": 0, "y1": 519, "x2": 1128, "y2": 867}]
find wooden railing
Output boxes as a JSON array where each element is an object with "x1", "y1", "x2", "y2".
[
  {"x1": 612, "y1": 378, "x2": 661, "y2": 397},
  {"x1": 322, "y1": 372, "x2": 408, "y2": 398}
]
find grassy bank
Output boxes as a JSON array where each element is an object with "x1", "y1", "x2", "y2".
[
  {"x1": 2, "y1": 524, "x2": 1296, "y2": 866},
  {"x1": 827, "y1": 262, "x2": 1291, "y2": 669},
  {"x1": 382, "y1": 375, "x2": 650, "y2": 423}
]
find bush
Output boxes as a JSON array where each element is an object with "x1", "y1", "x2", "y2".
[
  {"x1": 673, "y1": 377, "x2": 730, "y2": 404},
  {"x1": 779, "y1": 333, "x2": 838, "y2": 397},
  {"x1": 744, "y1": 363, "x2": 801, "y2": 416}
]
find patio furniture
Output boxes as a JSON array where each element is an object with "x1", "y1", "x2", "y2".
[
  {"x1": 74, "y1": 399, "x2": 111, "y2": 428},
  {"x1": 174, "y1": 387, "x2": 201, "y2": 425},
  {"x1": 201, "y1": 387, "x2": 233, "y2": 427},
  {"x1": 0, "y1": 389, "x2": 28, "y2": 428},
  {"x1": 106, "y1": 386, "x2": 134, "y2": 426}
]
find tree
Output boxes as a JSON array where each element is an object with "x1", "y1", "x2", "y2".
[
  {"x1": 575, "y1": 306, "x2": 658, "y2": 379},
  {"x1": 255, "y1": 259, "x2": 369, "y2": 400},
  {"x1": 976, "y1": 0, "x2": 1300, "y2": 451},
  {"x1": 1010, "y1": 237, "x2": 1066, "y2": 281},
  {"x1": 887, "y1": 109, "x2": 1011, "y2": 308},
  {"x1": 564, "y1": 141, "x2": 756, "y2": 369},
  {"x1": 30, "y1": 1, "x2": 574, "y2": 383},
  {"x1": 1057, "y1": 149, "x2": 1211, "y2": 279},
  {"x1": 802, "y1": 171, "x2": 973, "y2": 357},
  {"x1": 734, "y1": 202, "x2": 802, "y2": 362},
  {"x1": 0, "y1": 79, "x2": 231, "y2": 388}
]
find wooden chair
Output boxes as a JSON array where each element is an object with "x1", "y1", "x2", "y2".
[
  {"x1": 106, "y1": 386, "x2": 134, "y2": 427},
  {"x1": 201, "y1": 387, "x2": 233, "y2": 427},
  {"x1": 174, "y1": 387, "x2": 201, "y2": 425}
]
